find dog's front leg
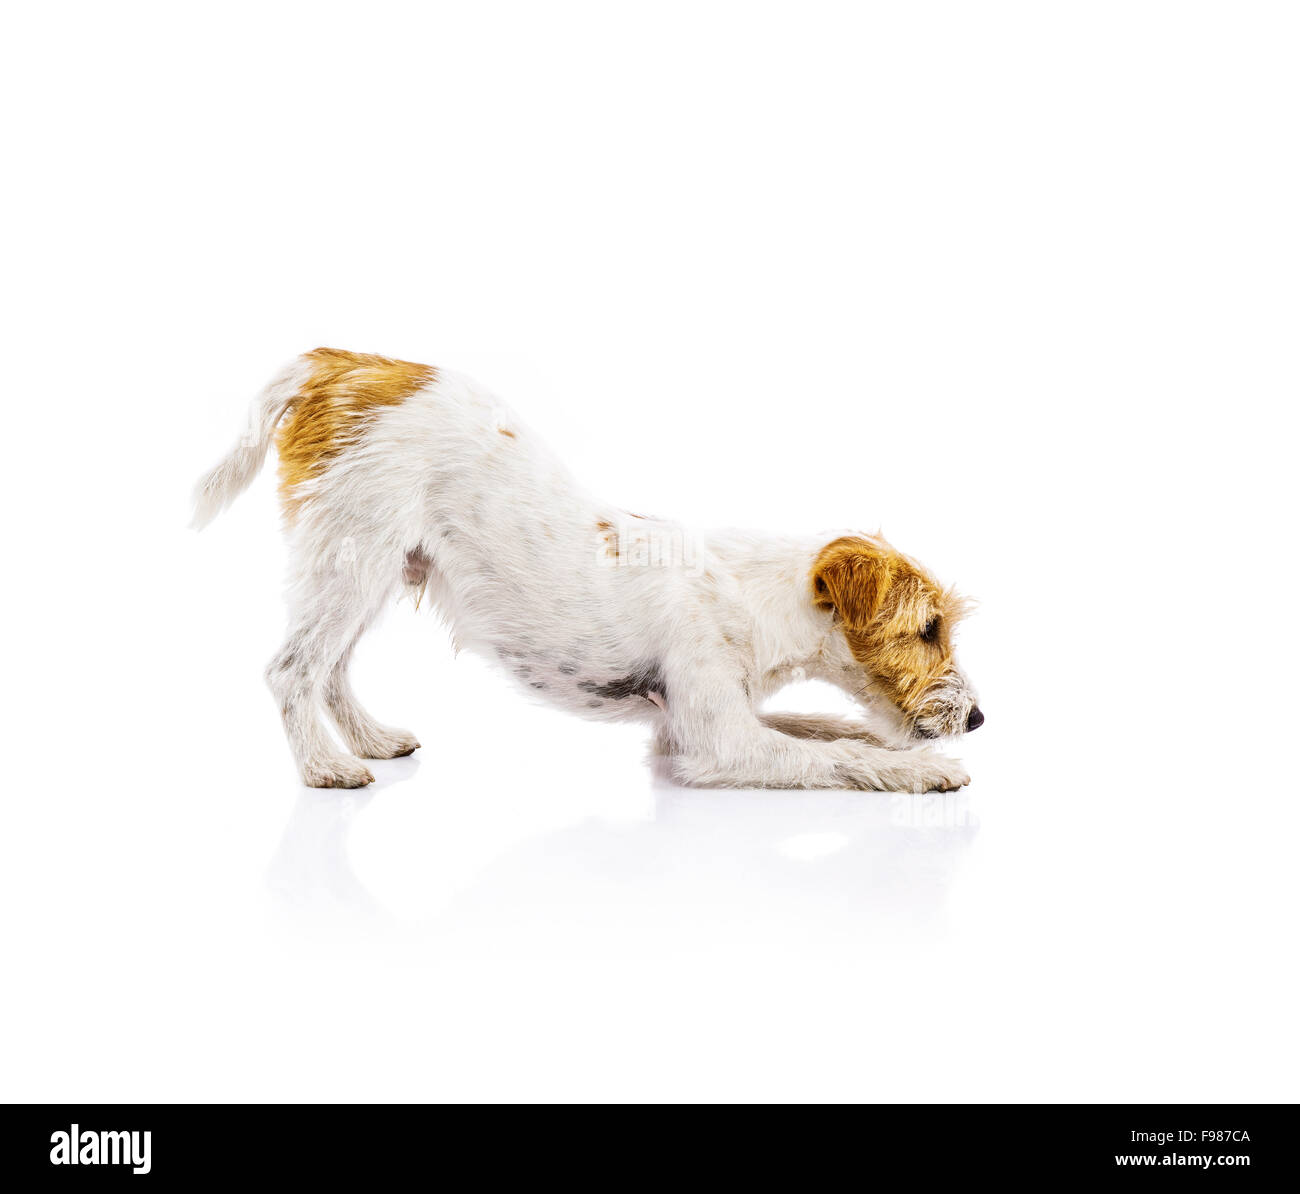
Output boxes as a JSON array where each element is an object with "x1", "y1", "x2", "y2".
[
  {"x1": 758, "y1": 711, "x2": 896, "y2": 747},
  {"x1": 665, "y1": 688, "x2": 967, "y2": 792}
]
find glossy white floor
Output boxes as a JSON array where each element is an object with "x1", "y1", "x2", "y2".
[{"x1": 5, "y1": 3, "x2": 1297, "y2": 1103}]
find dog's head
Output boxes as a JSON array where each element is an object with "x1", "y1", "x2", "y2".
[{"x1": 811, "y1": 535, "x2": 981, "y2": 741}]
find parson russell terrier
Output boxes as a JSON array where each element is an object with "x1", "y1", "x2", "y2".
[{"x1": 194, "y1": 348, "x2": 983, "y2": 791}]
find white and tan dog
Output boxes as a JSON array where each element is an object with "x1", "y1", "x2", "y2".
[{"x1": 194, "y1": 348, "x2": 982, "y2": 791}]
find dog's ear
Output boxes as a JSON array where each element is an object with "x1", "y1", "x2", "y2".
[{"x1": 811, "y1": 537, "x2": 894, "y2": 627}]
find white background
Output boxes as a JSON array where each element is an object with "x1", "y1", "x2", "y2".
[{"x1": 3, "y1": 2, "x2": 1297, "y2": 1102}]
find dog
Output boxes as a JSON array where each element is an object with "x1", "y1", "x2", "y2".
[{"x1": 194, "y1": 348, "x2": 982, "y2": 791}]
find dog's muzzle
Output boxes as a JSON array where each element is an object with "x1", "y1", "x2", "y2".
[{"x1": 911, "y1": 700, "x2": 983, "y2": 740}]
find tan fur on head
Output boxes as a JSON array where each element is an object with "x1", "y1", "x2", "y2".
[
  {"x1": 276, "y1": 347, "x2": 436, "y2": 517},
  {"x1": 812, "y1": 535, "x2": 974, "y2": 737}
]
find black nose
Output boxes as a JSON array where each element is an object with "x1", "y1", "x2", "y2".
[{"x1": 966, "y1": 706, "x2": 985, "y2": 732}]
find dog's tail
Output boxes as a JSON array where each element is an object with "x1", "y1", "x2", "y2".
[{"x1": 190, "y1": 358, "x2": 311, "y2": 529}]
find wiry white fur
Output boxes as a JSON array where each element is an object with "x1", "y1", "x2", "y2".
[{"x1": 194, "y1": 357, "x2": 976, "y2": 792}]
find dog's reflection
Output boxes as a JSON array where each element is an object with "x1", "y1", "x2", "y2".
[
  {"x1": 265, "y1": 755, "x2": 420, "y2": 932},
  {"x1": 266, "y1": 756, "x2": 978, "y2": 951}
]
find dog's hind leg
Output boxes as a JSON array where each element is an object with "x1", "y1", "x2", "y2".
[
  {"x1": 266, "y1": 557, "x2": 396, "y2": 788},
  {"x1": 323, "y1": 612, "x2": 421, "y2": 761},
  {"x1": 320, "y1": 546, "x2": 431, "y2": 759}
]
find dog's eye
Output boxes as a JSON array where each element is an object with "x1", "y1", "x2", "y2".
[{"x1": 919, "y1": 618, "x2": 939, "y2": 643}]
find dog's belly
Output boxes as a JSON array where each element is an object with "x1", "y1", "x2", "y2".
[
  {"x1": 419, "y1": 538, "x2": 674, "y2": 722},
  {"x1": 491, "y1": 643, "x2": 667, "y2": 721}
]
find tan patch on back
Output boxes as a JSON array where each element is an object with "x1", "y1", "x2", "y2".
[{"x1": 277, "y1": 347, "x2": 436, "y2": 516}]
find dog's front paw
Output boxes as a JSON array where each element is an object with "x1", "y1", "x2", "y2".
[
  {"x1": 837, "y1": 749, "x2": 969, "y2": 793},
  {"x1": 900, "y1": 753, "x2": 970, "y2": 793},
  {"x1": 302, "y1": 755, "x2": 375, "y2": 788}
]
